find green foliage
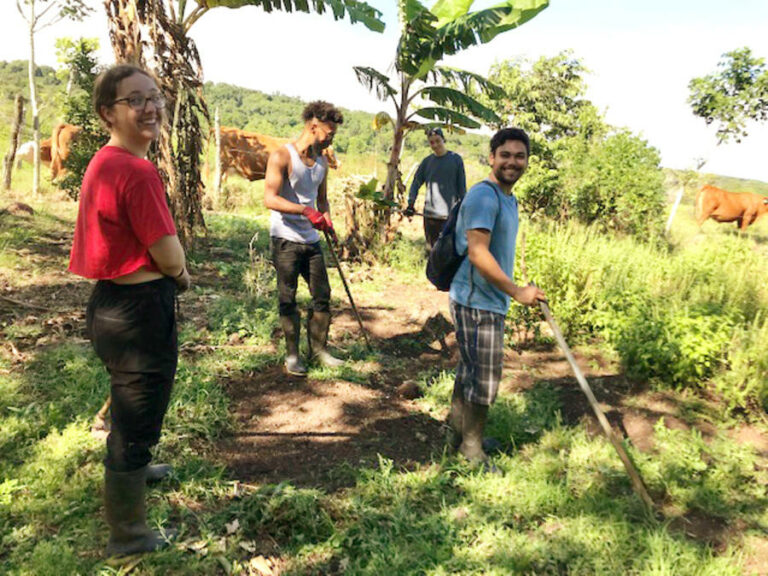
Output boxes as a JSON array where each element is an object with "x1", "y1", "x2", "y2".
[
  {"x1": 2, "y1": 192, "x2": 767, "y2": 575},
  {"x1": 0, "y1": 61, "x2": 63, "y2": 147},
  {"x1": 521, "y1": 221, "x2": 768, "y2": 408},
  {"x1": 54, "y1": 38, "x2": 108, "y2": 201},
  {"x1": 689, "y1": 47, "x2": 768, "y2": 143},
  {"x1": 203, "y1": 0, "x2": 385, "y2": 33},
  {"x1": 485, "y1": 52, "x2": 666, "y2": 239},
  {"x1": 562, "y1": 130, "x2": 667, "y2": 238},
  {"x1": 648, "y1": 421, "x2": 765, "y2": 518},
  {"x1": 612, "y1": 307, "x2": 733, "y2": 386},
  {"x1": 711, "y1": 316, "x2": 768, "y2": 411},
  {"x1": 355, "y1": 0, "x2": 547, "y2": 200}
]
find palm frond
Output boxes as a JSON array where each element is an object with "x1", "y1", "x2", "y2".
[
  {"x1": 430, "y1": 0, "x2": 473, "y2": 27},
  {"x1": 201, "y1": 0, "x2": 385, "y2": 32},
  {"x1": 395, "y1": 0, "x2": 438, "y2": 75},
  {"x1": 353, "y1": 66, "x2": 397, "y2": 101},
  {"x1": 430, "y1": 66, "x2": 506, "y2": 99},
  {"x1": 430, "y1": 0, "x2": 548, "y2": 59},
  {"x1": 409, "y1": 106, "x2": 481, "y2": 129},
  {"x1": 419, "y1": 86, "x2": 501, "y2": 124}
]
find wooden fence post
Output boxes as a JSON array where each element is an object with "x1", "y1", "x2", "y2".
[
  {"x1": 665, "y1": 185, "x2": 685, "y2": 234},
  {"x1": 214, "y1": 107, "x2": 222, "y2": 201},
  {"x1": 2, "y1": 95, "x2": 26, "y2": 191}
]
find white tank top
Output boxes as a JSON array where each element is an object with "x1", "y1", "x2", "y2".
[{"x1": 269, "y1": 143, "x2": 328, "y2": 244}]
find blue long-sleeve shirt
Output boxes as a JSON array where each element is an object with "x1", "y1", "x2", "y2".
[{"x1": 408, "y1": 151, "x2": 467, "y2": 218}]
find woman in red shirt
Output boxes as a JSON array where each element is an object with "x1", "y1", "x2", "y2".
[{"x1": 69, "y1": 64, "x2": 189, "y2": 557}]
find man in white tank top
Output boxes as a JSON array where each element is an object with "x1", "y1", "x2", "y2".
[{"x1": 264, "y1": 101, "x2": 345, "y2": 376}]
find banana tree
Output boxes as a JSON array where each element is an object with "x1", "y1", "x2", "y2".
[
  {"x1": 105, "y1": 0, "x2": 384, "y2": 248},
  {"x1": 354, "y1": 0, "x2": 548, "y2": 208}
]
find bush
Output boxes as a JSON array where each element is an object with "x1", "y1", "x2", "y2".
[
  {"x1": 519, "y1": 221, "x2": 768, "y2": 410},
  {"x1": 563, "y1": 130, "x2": 667, "y2": 238}
]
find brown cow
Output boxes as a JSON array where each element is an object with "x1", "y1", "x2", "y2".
[
  {"x1": 16, "y1": 139, "x2": 52, "y2": 168},
  {"x1": 695, "y1": 185, "x2": 768, "y2": 231},
  {"x1": 50, "y1": 123, "x2": 82, "y2": 180},
  {"x1": 211, "y1": 126, "x2": 340, "y2": 183}
]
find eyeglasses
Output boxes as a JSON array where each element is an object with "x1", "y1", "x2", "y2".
[{"x1": 112, "y1": 94, "x2": 166, "y2": 111}]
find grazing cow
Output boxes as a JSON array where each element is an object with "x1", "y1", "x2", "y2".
[
  {"x1": 211, "y1": 126, "x2": 340, "y2": 183},
  {"x1": 695, "y1": 184, "x2": 768, "y2": 231},
  {"x1": 50, "y1": 123, "x2": 82, "y2": 180},
  {"x1": 15, "y1": 139, "x2": 52, "y2": 168}
]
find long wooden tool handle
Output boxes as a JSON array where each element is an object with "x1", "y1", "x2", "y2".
[
  {"x1": 323, "y1": 231, "x2": 372, "y2": 350},
  {"x1": 540, "y1": 301, "x2": 655, "y2": 512}
]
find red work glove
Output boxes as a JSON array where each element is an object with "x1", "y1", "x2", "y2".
[{"x1": 302, "y1": 206, "x2": 329, "y2": 231}]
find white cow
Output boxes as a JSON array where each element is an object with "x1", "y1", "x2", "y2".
[{"x1": 15, "y1": 139, "x2": 52, "y2": 168}]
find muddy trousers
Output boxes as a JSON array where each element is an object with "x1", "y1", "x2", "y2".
[
  {"x1": 270, "y1": 237, "x2": 331, "y2": 318},
  {"x1": 86, "y1": 278, "x2": 177, "y2": 473}
]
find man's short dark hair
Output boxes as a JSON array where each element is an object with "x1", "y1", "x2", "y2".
[
  {"x1": 490, "y1": 127, "x2": 530, "y2": 156},
  {"x1": 426, "y1": 127, "x2": 445, "y2": 141},
  {"x1": 302, "y1": 100, "x2": 344, "y2": 125}
]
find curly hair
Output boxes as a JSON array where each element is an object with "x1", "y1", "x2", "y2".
[{"x1": 302, "y1": 100, "x2": 344, "y2": 125}]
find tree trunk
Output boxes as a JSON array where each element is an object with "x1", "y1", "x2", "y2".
[
  {"x1": 2, "y1": 95, "x2": 25, "y2": 191},
  {"x1": 27, "y1": 2, "x2": 40, "y2": 197},
  {"x1": 376, "y1": 115, "x2": 407, "y2": 241},
  {"x1": 105, "y1": 0, "x2": 208, "y2": 249},
  {"x1": 383, "y1": 123, "x2": 405, "y2": 203}
]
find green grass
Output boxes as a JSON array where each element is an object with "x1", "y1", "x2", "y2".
[{"x1": 1, "y1": 183, "x2": 767, "y2": 574}]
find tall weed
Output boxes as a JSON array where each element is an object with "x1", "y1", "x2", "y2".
[{"x1": 521, "y1": 221, "x2": 768, "y2": 409}]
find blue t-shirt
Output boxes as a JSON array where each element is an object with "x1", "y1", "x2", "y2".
[{"x1": 449, "y1": 180, "x2": 519, "y2": 315}]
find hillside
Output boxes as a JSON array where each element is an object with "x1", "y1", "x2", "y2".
[{"x1": 0, "y1": 60, "x2": 487, "y2": 162}]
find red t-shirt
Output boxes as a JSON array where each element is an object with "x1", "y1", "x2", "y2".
[{"x1": 69, "y1": 146, "x2": 177, "y2": 280}]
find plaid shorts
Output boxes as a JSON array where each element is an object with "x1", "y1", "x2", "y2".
[{"x1": 450, "y1": 300, "x2": 505, "y2": 406}]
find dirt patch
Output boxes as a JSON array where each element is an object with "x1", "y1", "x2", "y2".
[{"x1": 216, "y1": 283, "x2": 456, "y2": 490}]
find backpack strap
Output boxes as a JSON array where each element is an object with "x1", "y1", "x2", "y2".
[{"x1": 467, "y1": 180, "x2": 504, "y2": 306}]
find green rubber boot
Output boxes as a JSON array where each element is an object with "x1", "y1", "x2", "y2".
[
  {"x1": 281, "y1": 313, "x2": 308, "y2": 376},
  {"x1": 307, "y1": 310, "x2": 344, "y2": 368},
  {"x1": 459, "y1": 402, "x2": 489, "y2": 463},
  {"x1": 104, "y1": 466, "x2": 177, "y2": 557}
]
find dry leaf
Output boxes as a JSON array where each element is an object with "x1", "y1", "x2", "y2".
[
  {"x1": 225, "y1": 518, "x2": 240, "y2": 535},
  {"x1": 249, "y1": 555, "x2": 274, "y2": 575}
]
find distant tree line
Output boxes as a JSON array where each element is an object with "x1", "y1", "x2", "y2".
[{"x1": 1, "y1": 52, "x2": 667, "y2": 240}]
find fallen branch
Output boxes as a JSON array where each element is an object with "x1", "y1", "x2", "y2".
[{"x1": 0, "y1": 293, "x2": 67, "y2": 313}]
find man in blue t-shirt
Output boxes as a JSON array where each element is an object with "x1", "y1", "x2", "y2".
[
  {"x1": 405, "y1": 127, "x2": 466, "y2": 251},
  {"x1": 448, "y1": 127, "x2": 547, "y2": 464}
]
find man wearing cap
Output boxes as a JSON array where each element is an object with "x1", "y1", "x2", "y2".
[{"x1": 405, "y1": 127, "x2": 467, "y2": 251}]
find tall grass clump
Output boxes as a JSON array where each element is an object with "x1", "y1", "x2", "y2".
[{"x1": 521, "y1": 221, "x2": 768, "y2": 410}]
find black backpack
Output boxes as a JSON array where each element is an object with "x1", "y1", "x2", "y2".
[{"x1": 425, "y1": 181, "x2": 502, "y2": 291}]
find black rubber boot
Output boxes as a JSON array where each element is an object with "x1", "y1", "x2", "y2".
[
  {"x1": 105, "y1": 466, "x2": 177, "y2": 557},
  {"x1": 146, "y1": 463, "x2": 172, "y2": 483},
  {"x1": 459, "y1": 402, "x2": 489, "y2": 463},
  {"x1": 281, "y1": 313, "x2": 307, "y2": 376},
  {"x1": 307, "y1": 310, "x2": 343, "y2": 368},
  {"x1": 446, "y1": 386, "x2": 464, "y2": 450}
]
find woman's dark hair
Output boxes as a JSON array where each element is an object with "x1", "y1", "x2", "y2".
[
  {"x1": 302, "y1": 100, "x2": 344, "y2": 125},
  {"x1": 490, "y1": 127, "x2": 530, "y2": 156},
  {"x1": 93, "y1": 64, "x2": 157, "y2": 122}
]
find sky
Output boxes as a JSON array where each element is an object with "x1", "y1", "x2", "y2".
[{"x1": 3, "y1": 0, "x2": 768, "y2": 181}]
